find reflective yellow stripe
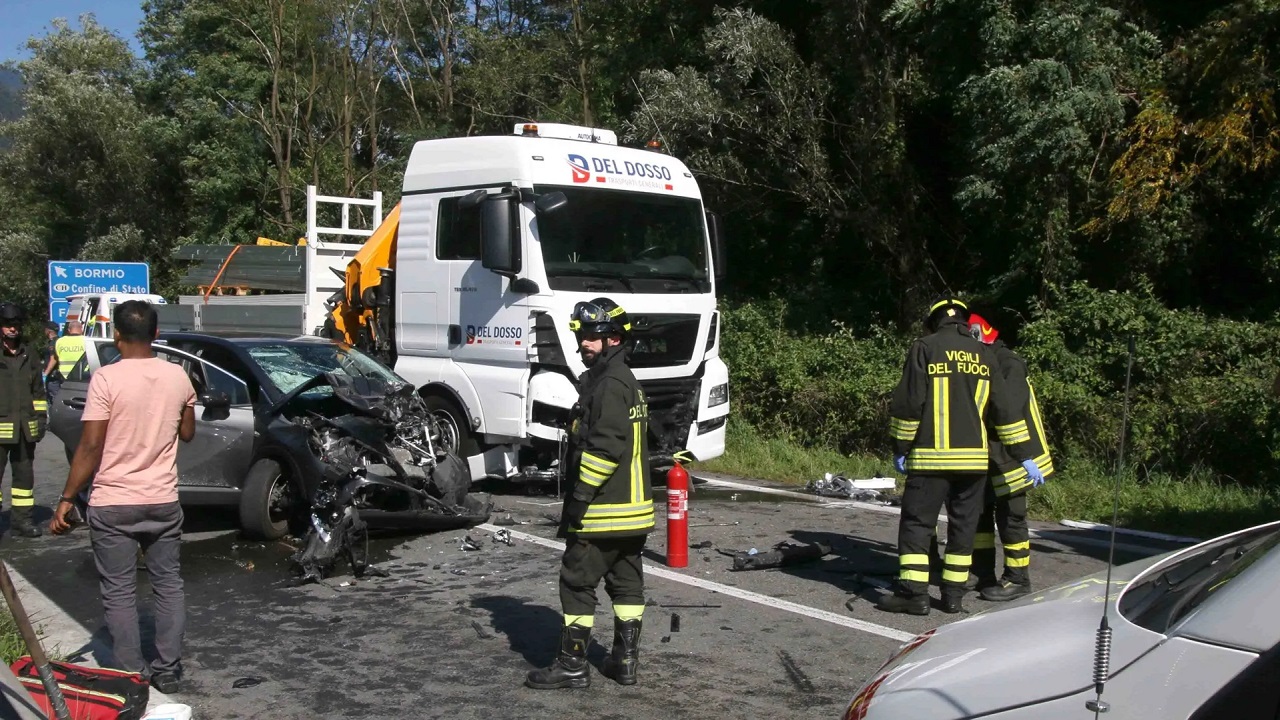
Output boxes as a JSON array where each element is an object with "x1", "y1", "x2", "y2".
[
  {"x1": 900, "y1": 554, "x2": 930, "y2": 567},
  {"x1": 995, "y1": 420, "x2": 1031, "y2": 444},
  {"x1": 31, "y1": 401, "x2": 47, "y2": 412},
  {"x1": 890, "y1": 417, "x2": 919, "y2": 441},
  {"x1": 973, "y1": 533, "x2": 996, "y2": 550},
  {"x1": 900, "y1": 569, "x2": 930, "y2": 582},
  {"x1": 564, "y1": 614, "x2": 594, "y2": 628},
  {"x1": 973, "y1": 379, "x2": 989, "y2": 450},
  {"x1": 10, "y1": 488, "x2": 33, "y2": 498},
  {"x1": 581, "y1": 452, "x2": 618, "y2": 474},
  {"x1": 933, "y1": 377, "x2": 951, "y2": 449},
  {"x1": 1006, "y1": 556, "x2": 1031, "y2": 568},
  {"x1": 630, "y1": 420, "x2": 643, "y2": 504},
  {"x1": 577, "y1": 515, "x2": 656, "y2": 533},
  {"x1": 614, "y1": 604, "x2": 645, "y2": 621},
  {"x1": 583, "y1": 501, "x2": 654, "y2": 519},
  {"x1": 943, "y1": 553, "x2": 971, "y2": 567},
  {"x1": 942, "y1": 569, "x2": 970, "y2": 583},
  {"x1": 1004, "y1": 541, "x2": 1030, "y2": 553}
]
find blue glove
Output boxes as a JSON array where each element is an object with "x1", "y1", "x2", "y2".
[
  {"x1": 1023, "y1": 459, "x2": 1045, "y2": 487},
  {"x1": 894, "y1": 455, "x2": 907, "y2": 474}
]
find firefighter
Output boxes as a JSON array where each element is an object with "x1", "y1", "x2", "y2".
[
  {"x1": 0, "y1": 302, "x2": 49, "y2": 538},
  {"x1": 878, "y1": 297, "x2": 1041, "y2": 615},
  {"x1": 966, "y1": 313, "x2": 1054, "y2": 601},
  {"x1": 526, "y1": 297, "x2": 654, "y2": 690}
]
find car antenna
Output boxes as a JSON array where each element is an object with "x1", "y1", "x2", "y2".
[{"x1": 1087, "y1": 333, "x2": 1135, "y2": 717}]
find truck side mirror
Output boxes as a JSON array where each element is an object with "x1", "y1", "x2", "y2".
[
  {"x1": 480, "y1": 195, "x2": 521, "y2": 275},
  {"x1": 534, "y1": 191, "x2": 568, "y2": 216},
  {"x1": 706, "y1": 210, "x2": 727, "y2": 282}
]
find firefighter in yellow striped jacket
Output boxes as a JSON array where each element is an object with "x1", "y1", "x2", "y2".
[
  {"x1": 1, "y1": 302, "x2": 48, "y2": 538},
  {"x1": 878, "y1": 297, "x2": 1042, "y2": 616},
  {"x1": 966, "y1": 313, "x2": 1054, "y2": 602},
  {"x1": 527, "y1": 297, "x2": 653, "y2": 691}
]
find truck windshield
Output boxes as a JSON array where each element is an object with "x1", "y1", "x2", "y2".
[
  {"x1": 1118, "y1": 522, "x2": 1280, "y2": 634},
  {"x1": 533, "y1": 185, "x2": 710, "y2": 294}
]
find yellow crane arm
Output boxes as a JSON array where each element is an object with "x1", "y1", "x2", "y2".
[{"x1": 329, "y1": 202, "x2": 401, "y2": 345}]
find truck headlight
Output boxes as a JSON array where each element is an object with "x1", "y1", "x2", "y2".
[{"x1": 708, "y1": 383, "x2": 728, "y2": 408}]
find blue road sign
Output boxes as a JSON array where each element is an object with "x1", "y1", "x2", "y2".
[
  {"x1": 47, "y1": 261, "x2": 150, "y2": 301},
  {"x1": 49, "y1": 300, "x2": 69, "y2": 325}
]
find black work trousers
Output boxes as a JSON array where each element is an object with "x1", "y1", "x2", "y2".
[
  {"x1": 973, "y1": 484, "x2": 1030, "y2": 585},
  {"x1": 0, "y1": 441, "x2": 36, "y2": 511},
  {"x1": 560, "y1": 535, "x2": 646, "y2": 618},
  {"x1": 896, "y1": 473, "x2": 986, "y2": 597}
]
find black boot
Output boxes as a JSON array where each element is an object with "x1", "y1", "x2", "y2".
[
  {"x1": 939, "y1": 588, "x2": 965, "y2": 614},
  {"x1": 981, "y1": 579, "x2": 1031, "y2": 602},
  {"x1": 525, "y1": 624, "x2": 591, "y2": 690},
  {"x1": 969, "y1": 574, "x2": 999, "y2": 592},
  {"x1": 603, "y1": 618, "x2": 642, "y2": 686},
  {"x1": 10, "y1": 507, "x2": 42, "y2": 538},
  {"x1": 876, "y1": 592, "x2": 929, "y2": 616}
]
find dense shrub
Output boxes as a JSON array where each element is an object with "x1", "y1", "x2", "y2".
[{"x1": 721, "y1": 283, "x2": 1280, "y2": 486}]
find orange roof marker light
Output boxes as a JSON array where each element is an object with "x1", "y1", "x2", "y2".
[{"x1": 522, "y1": 123, "x2": 539, "y2": 137}]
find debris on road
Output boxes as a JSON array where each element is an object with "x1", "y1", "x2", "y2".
[
  {"x1": 460, "y1": 536, "x2": 481, "y2": 551},
  {"x1": 471, "y1": 620, "x2": 495, "y2": 639},
  {"x1": 492, "y1": 529, "x2": 513, "y2": 546},
  {"x1": 232, "y1": 677, "x2": 264, "y2": 689},
  {"x1": 730, "y1": 542, "x2": 832, "y2": 571},
  {"x1": 658, "y1": 603, "x2": 722, "y2": 609},
  {"x1": 806, "y1": 473, "x2": 895, "y2": 501},
  {"x1": 670, "y1": 614, "x2": 681, "y2": 632}
]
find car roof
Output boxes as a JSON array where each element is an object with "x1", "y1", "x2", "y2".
[{"x1": 157, "y1": 331, "x2": 339, "y2": 348}]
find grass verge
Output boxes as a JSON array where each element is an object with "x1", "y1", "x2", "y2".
[
  {"x1": 1, "y1": 610, "x2": 31, "y2": 665},
  {"x1": 695, "y1": 420, "x2": 1280, "y2": 541}
]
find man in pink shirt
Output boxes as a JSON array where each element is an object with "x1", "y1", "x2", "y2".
[{"x1": 49, "y1": 301, "x2": 195, "y2": 694}]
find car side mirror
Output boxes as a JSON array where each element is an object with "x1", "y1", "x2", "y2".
[{"x1": 199, "y1": 391, "x2": 231, "y2": 410}]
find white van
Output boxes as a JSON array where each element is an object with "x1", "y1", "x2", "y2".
[{"x1": 66, "y1": 293, "x2": 168, "y2": 337}]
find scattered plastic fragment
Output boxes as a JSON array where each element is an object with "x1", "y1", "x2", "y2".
[
  {"x1": 232, "y1": 677, "x2": 264, "y2": 689},
  {"x1": 471, "y1": 620, "x2": 495, "y2": 639},
  {"x1": 460, "y1": 536, "x2": 481, "y2": 551}
]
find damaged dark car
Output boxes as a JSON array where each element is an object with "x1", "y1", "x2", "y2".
[{"x1": 50, "y1": 333, "x2": 491, "y2": 581}]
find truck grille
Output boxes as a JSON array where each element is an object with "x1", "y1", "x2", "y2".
[
  {"x1": 640, "y1": 376, "x2": 701, "y2": 456},
  {"x1": 628, "y1": 314, "x2": 700, "y2": 369}
]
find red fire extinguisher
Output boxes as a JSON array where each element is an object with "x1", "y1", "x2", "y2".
[{"x1": 666, "y1": 462, "x2": 689, "y2": 568}]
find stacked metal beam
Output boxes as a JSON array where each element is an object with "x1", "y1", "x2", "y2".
[{"x1": 172, "y1": 245, "x2": 306, "y2": 292}]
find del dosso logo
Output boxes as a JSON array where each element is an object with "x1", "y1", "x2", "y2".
[
  {"x1": 566, "y1": 153, "x2": 675, "y2": 191},
  {"x1": 568, "y1": 154, "x2": 591, "y2": 184}
]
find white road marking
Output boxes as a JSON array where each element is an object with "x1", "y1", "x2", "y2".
[
  {"x1": 697, "y1": 476, "x2": 1168, "y2": 555},
  {"x1": 477, "y1": 523, "x2": 916, "y2": 643}
]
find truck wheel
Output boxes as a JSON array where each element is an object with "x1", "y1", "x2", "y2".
[
  {"x1": 240, "y1": 459, "x2": 296, "y2": 540},
  {"x1": 421, "y1": 394, "x2": 481, "y2": 458}
]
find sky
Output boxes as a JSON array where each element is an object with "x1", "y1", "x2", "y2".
[{"x1": 2, "y1": 0, "x2": 144, "y2": 62}]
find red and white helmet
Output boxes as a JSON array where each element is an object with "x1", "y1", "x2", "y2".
[{"x1": 968, "y1": 313, "x2": 998, "y2": 344}]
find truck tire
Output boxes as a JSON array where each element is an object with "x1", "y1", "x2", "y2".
[
  {"x1": 239, "y1": 458, "x2": 296, "y2": 540},
  {"x1": 421, "y1": 394, "x2": 481, "y2": 459}
]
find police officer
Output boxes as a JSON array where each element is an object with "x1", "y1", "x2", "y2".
[
  {"x1": 526, "y1": 298, "x2": 654, "y2": 690},
  {"x1": 966, "y1": 313, "x2": 1054, "y2": 601},
  {"x1": 0, "y1": 302, "x2": 49, "y2": 538},
  {"x1": 54, "y1": 319, "x2": 86, "y2": 389},
  {"x1": 879, "y1": 297, "x2": 1041, "y2": 615}
]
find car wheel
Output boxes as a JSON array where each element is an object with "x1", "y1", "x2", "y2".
[
  {"x1": 240, "y1": 458, "x2": 296, "y2": 540},
  {"x1": 421, "y1": 394, "x2": 481, "y2": 458}
]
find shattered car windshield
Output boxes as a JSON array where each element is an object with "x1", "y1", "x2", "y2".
[{"x1": 248, "y1": 343, "x2": 401, "y2": 398}]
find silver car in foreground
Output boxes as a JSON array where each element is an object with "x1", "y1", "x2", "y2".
[{"x1": 844, "y1": 520, "x2": 1280, "y2": 719}]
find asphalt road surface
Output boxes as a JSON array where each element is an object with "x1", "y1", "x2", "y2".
[{"x1": 0, "y1": 439, "x2": 1169, "y2": 719}]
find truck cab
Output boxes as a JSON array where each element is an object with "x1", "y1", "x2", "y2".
[{"x1": 365, "y1": 122, "x2": 729, "y2": 481}]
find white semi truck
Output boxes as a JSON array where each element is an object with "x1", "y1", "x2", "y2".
[{"x1": 185, "y1": 122, "x2": 730, "y2": 483}]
